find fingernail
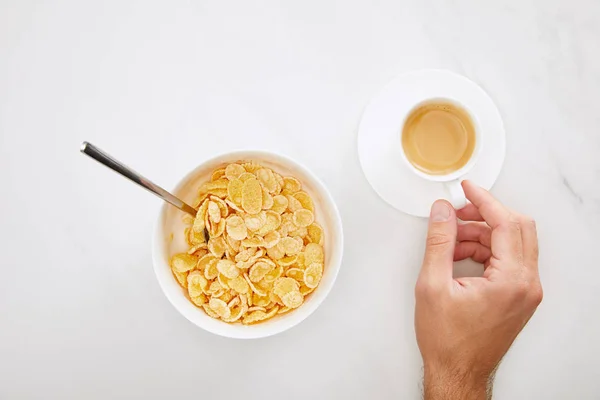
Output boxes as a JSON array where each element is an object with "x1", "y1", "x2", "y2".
[{"x1": 431, "y1": 201, "x2": 451, "y2": 222}]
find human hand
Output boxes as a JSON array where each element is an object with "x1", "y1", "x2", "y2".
[{"x1": 415, "y1": 181, "x2": 543, "y2": 400}]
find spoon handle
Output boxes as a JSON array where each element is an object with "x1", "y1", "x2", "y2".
[{"x1": 80, "y1": 141, "x2": 198, "y2": 217}]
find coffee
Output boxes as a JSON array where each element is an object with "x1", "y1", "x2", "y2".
[{"x1": 402, "y1": 101, "x2": 476, "y2": 175}]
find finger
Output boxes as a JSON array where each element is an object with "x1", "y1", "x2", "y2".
[
  {"x1": 462, "y1": 181, "x2": 524, "y2": 262},
  {"x1": 491, "y1": 214, "x2": 525, "y2": 264},
  {"x1": 462, "y1": 181, "x2": 511, "y2": 228},
  {"x1": 419, "y1": 200, "x2": 457, "y2": 286},
  {"x1": 454, "y1": 241, "x2": 492, "y2": 264},
  {"x1": 516, "y1": 214, "x2": 539, "y2": 270},
  {"x1": 457, "y1": 222, "x2": 492, "y2": 247},
  {"x1": 456, "y1": 204, "x2": 484, "y2": 222}
]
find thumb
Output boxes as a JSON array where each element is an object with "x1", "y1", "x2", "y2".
[{"x1": 420, "y1": 200, "x2": 457, "y2": 285}]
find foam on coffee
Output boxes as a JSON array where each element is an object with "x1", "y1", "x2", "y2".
[{"x1": 402, "y1": 101, "x2": 476, "y2": 175}]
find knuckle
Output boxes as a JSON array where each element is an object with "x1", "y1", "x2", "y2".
[
  {"x1": 499, "y1": 216, "x2": 523, "y2": 235},
  {"x1": 529, "y1": 283, "x2": 544, "y2": 306},
  {"x1": 520, "y1": 215, "x2": 537, "y2": 231},
  {"x1": 510, "y1": 217, "x2": 522, "y2": 231},
  {"x1": 426, "y1": 233, "x2": 453, "y2": 249},
  {"x1": 415, "y1": 279, "x2": 440, "y2": 299},
  {"x1": 514, "y1": 280, "x2": 543, "y2": 306},
  {"x1": 515, "y1": 281, "x2": 530, "y2": 297},
  {"x1": 414, "y1": 280, "x2": 427, "y2": 297},
  {"x1": 415, "y1": 279, "x2": 430, "y2": 297},
  {"x1": 531, "y1": 244, "x2": 540, "y2": 262}
]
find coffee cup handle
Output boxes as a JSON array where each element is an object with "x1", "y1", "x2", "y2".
[{"x1": 445, "y1": 180, "x2": 467, "y2": 210}]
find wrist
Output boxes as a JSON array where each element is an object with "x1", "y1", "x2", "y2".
[{"x1": 423, "y1": 363, "x2": 492, "y2": 400}]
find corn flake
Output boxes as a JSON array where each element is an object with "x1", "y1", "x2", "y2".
[
  {"x1": 253, "y1": 294, "x2": 271, "y2": 307},
  {"x1": 242, "y1": 306, "x2": 279, "y2": 325},
  {"x1": 238, "y1": 172, "x2": 255, "y2": 182},
  {"x1": 225, "y1": 163, "x2": 245, "y2": 181},
  {"x1": 263, "y1": 231, "x2": 281, "y2": 248},
  {"x1": 273, "y1": 277, "x2": 300, "y2": 298},
  {"x1": 229, "y1": 276, "x2": 250, "y2": 294},
  {"x1": 242, "y1": 162, "x2": 262, "y2": 174},
  {"x1": 294, "y1": 252, "x2": 306, "y2": 268},
  {"x1": 209, "y1": 218, "x2": 226, "y2": 238},
  {"x1": 273, "y1": 173, "x2": 284, "y2": 192},
  {"x1": 190, "y1": 294, "x2": 207, "y2": 307},
  {"x1": 216, "y1": 259, "x2": 239, "y2": 279},
  {"x1": 211, "y1": 168, "x2": 226, "y2": 181},
  {"x1": 187, "y1": 270, "x2": 208, "y2": 297},
  {"x1": 282, "y1": 177, "x2": 302, "y2": 194},
  {"x1": 249, "y1": 261, "x2": 274, "y2": 283},
  {"x1": 242, "y1": 310, "x2": 267, "y2": 325},
  {"x1": 305, "y1": 243, "x2": 324, "y2": 266},
  {"x1": 277, "y1": 255, "x2": 298, "y2": 267},
  {"x1": 208, "y1": 236, "x2": 226, "y2": 258},
  {"x1": 271, "y1": 195, "x2": 288, "y2": 214},
  {"x1": 227, "y1": 296, "x2": 240, "y2": 309},
  {"x1": 204, "y1": 259, "x2": 219, "y2": 280},
  {"x1": 210, "y1": 195, "x2": 229, "y2": 218},
  {"x1": 217, "y1": 273, "x2": 230, "y2": 290},
  {"x1": 307, "y1": 223, "x2": 324, "y2": 245},
  {"x1": 241, "y1": 178, "x2": 263, "y2": 215},
  {"x1": 209, "y1": 298, "x2": 231, "y2": 319},
  {"x1": 171, "y1": 253, "x2": 198, "y2": 273},
  {"x1": 202, "y1": 304, "x2": 221, "y2": 319},
  {"x1": 243, "y1": 273, "x2": 267, "y2": 297},
  {"x1": 293, "y1": 191, "x2": 314, "y2": 212},
  {"x1": 244, "y1": 211, "x2": 267, "y2": 232},
  {"x1": 223, "y1": 303, "x2": 247, "y2": 323},
  {"x1": 248, "y1": 306, "x2": 267, "y2": 313},
  {"x1": 304, "y1": 262, "x2": 323, "y2": 289},
  {"x1": 262, "y1": 189, "x2": 274, "y2": 210},
  {"x1": 281, "y1": 291, "x2": 303, "y2": 309},
  {"x1": 263, "y1": 264, "x2": 283, "y2": 283},
  {"x1": 286, "y1": 268, "x2": 305, "y2": 282},
  {"x1": 267, "y1": 243, "x2": 285, "y2": 260},
  {"x1": 256, "y1": 168, "x2": 278, "y2": 194},
  {"x1": 208, "y1": 201, "x2": 221, "y2": 224},
  {"x1": 172, "y1": 269, "x2": 188, "y2": 288},
  {"x1": 226, "y1": 215, "x2": 248, "y2": 241},
  {"x1": 207, "y1": 281, "x2": 222, "y2": 295},
  {"x1": 278, "y1": 306, "x2": 292, "y2": 315},
  {"x1": 241, "y1": 236, "x2": 266, "y2": 248},
  {"x1": 269, "y1": 291, "x2": 283, "y2": 306},
  {"x1": 225, "y1": 199, "x2": 244, "y2": 213},
  {"x1": 235, "y1": 247, "x2": 256, "y2": 263},
  {"x1": 280, "y1": 236, "x2": 303, "y2": 256},
  {"x1": 293, "y1": 209, "x2": 314, "y2": 227},
  {"x1": 187, "y1": 242, "x2": 207, "y2": 254},
  {"x1": 227, "y1": 179, "x2": 244, "y2": 205},
  {"x1": 286, "y1": 195, "x2": 303, "y2": 212},
  {"x1": 218, "y1": 290, "x2": 235, "y2": 303},
  {"x1": 192, "y1": 200, "x2": 209, "y2": 234},
  {"x1": 224, "y1": 232, "x2": 241, "y2": 252}
]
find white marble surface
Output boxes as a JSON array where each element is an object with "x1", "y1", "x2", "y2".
[{"x1": 1, "y1": 0, "x2": 599, "y2": 399}]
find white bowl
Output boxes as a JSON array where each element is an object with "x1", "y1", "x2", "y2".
[{"x1": 152, "y1": 150, "x2": 344, "y2": 339}]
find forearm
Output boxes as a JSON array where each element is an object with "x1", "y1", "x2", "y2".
[{"x1": 423, "y1": 365, "x2": 492, "y2": 400}]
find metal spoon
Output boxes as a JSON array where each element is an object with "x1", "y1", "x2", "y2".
[{"x1": 80, "y1": 141, "x2": 209, "y2": 241}]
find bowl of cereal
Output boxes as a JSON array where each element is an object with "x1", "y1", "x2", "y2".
[{"x1": 152, "y1": 150, "x2": 343, "y2": 339}]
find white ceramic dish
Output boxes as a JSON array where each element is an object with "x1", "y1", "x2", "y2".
[
  {"x1": 358, "y1": 69, "x2": 506, "y2": 217},
  {"x1": 152, "y1": 150, "x2": 344, "y2": 339}
]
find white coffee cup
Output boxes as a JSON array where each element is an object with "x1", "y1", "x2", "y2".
[{"x1": 399, "y1": 97, "x2": 483, "y2": 210}]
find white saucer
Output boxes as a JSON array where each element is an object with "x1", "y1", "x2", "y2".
[{"x1": 357, "y1": 69, "x2": 506, "y2": 217}]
